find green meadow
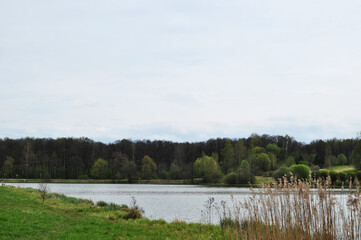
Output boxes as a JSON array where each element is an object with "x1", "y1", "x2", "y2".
[{"x1": 0, "y1": 186, "x2": 222, "y2": 240}]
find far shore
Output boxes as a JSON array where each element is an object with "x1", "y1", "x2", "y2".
[{"x1": 0, "y1": 177, "x2": 258, "y2": 187}]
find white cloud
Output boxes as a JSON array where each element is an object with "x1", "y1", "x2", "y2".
[{"x1": 0, "y1": 0, "x2": 361, "y2": 142}]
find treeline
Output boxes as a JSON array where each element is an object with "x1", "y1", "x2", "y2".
[{"x1": 0, "y1": 134, "x2": 360, "y2": 181}]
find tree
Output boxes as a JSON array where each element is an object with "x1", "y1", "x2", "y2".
[
  {"x1": 221, "y1": 140, "x2": 235, "y2": 173},
  {"x1": 266, "y1": 144, "x2": 281, "y2": 155},
  {"x1": 234, "y1": 140, "x2": 248, "y2": 167},
  {"x1": 272, "y1": 166, "x2": 290, "y2": 181},
  {"x1": 121, "y1": 158, "x2": 137, "y2": 183},
  {"x1": 91, "y1": 158, "x2": 108, "y2": 179},
  {"x1": 252, "y1": 147, "x2": 266, "y2": 155},
  {"x1": 285, "y1": 156, "x2": 295, "y2": 167},
  {"x1": 351, "y1": 141, "x2": 361, "y2": 170},
  {"x1": 113, "y1": 152, "x2": 137, "y2": 182},
  {"x1": 289, "y1": 164, "x2": 310, "y2": 180},
  {"x1": 38, "y1": 182, "x2": 49, "y2": 202},
  {"x1": 255, "y1": 153, "x2": 271, "y2": 172},
  {"x1": 169, "y1": 162, "x2": 182, "y2": 179},
  {"x1": 238, "y1": 159, "x2": 254, "y2": 184},
  {"x1": 3, "y1": 156, "x2": 15, "y2": 178},
  {"x1": 194, "y1": 155, "x2": 222, "y2": 183},
  {"x1": 141, "y1": 155, "x2": 157, "y2": 179},
  {"x1": 336, "y1": 154, "x2": 347, "y2": 165}
]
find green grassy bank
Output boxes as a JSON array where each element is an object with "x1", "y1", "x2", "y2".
[{"x1": 0, "y1": 186, "x2": 222, "y2": 240}]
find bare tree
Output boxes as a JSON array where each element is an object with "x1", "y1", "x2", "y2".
[{"x1": 38, "y1": 182, "x2": 50, "y2": 202}]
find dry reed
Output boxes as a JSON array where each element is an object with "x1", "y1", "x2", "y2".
[{"x1": 219, "y1": 176, "x2": 361, "y2": 240}]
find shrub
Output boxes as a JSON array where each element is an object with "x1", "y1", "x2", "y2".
[
  {"x1": 105, "y1": 203, "x2": 124, "y2": 211},
  {"x1": 335, "y1": 179, "x2": 342, "y2": 186},
  {"x1": 272, "y1": 166, "x2": 290, "y2": 181},
  {"x1": 96, "y1": 201, "x2": 108, "y2": 207},
  {"x1": 123, "y1": 208, "x2": 143, "y2": 219},
  {"x1": 329, "y1": 171, "x2": 338, "y2": 184},
  {"x1": 312, "y1": 171, "x2": 320, "y2": 179},
  {"x1": 224, "y1": 172, "x2": 238, "y2": 184},
  {"x1": 289, "y1": 164, "x2": 310, "y2": 180},
  {"x1": 318, "y1": 170, "x2": 329, "y2": 180},
  {"x1": 338, "y1": 172, "x2": 347, "y2": 182},
  {"x1": 237, "y1": 160, "x2": 254, "y2": 184}
]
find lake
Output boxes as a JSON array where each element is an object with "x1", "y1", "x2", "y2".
[
  {"x1": 7, "y1": 183, "x2": 352, "y2": 224},
  {"x1": 7, "y1": 183, "x2": 254, "y2": 223}
]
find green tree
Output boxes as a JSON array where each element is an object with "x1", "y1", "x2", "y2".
[
  {"x1": 3, "y1": 156, "x2": 15, "y2": 178},
  {"x1": 234, "y1": 140, "x2": 248, "y2": 167},
  {"x1": 351, "y1": 141, "x2": 361, "y2": 170},
  {"x1": 91, "y1": 158, "x2": 108, "y2": 179},
  {"x1": 169, "y1": 162, "x2": 182, "y2": 179},
  {"x1": 194, "y1": 155, "x2": 222, "y2": 183},
  {"x1": 122, "y1": 158, "x2": 137, "y2": 183},
  {"x1": 266, "y1": 144, "x2": 281, "y2": 155},
  {"x1": 252, "y1": 147, "x2": 266, "y2": 155},
  {"x1": 141, "y1": 155, "x2": 157, "y2": 179},
  {"x1": 285, "y1": 156, "x2": 295, "y2": 167},
  {"x1": 336, "y1": 153, "x2": 347, "y2": 165},
  {"x1": 221, "y1": 140, "x2": 235, "y2": 173},
  {"x1": 238, "y1": 159, "x2": 253, "y2": 184},
  {"x1": 272, "y1": 166, "x2": 290, "y2": 181},
  {"x1": 255, "y1": 153, "x2": 271, "y2": 172}
]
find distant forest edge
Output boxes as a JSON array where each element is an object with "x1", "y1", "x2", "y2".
[{"x1": 1, "y1": 134, "x2": 361, "y2": 182}]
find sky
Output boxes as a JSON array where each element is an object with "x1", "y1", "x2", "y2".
[{"x1": 1, "y1": 0, "x2": 361, "y2": 143}]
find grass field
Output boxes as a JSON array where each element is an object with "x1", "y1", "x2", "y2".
[
  {"x1": 0, "y1": 185, "x2": 222, "y2": 240},
  {"x1": 254, "y1": 176, "x2": 275, "y2": 185},
  {"x1": 320, "y1": 165, "x2": 355, "y2": 172}
]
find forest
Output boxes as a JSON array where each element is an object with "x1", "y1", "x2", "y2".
[{"x1": 1, "y1": 134, "x2": 361, "y2": 182}]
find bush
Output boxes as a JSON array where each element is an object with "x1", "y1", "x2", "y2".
[
  {"x1": 318, "y1": 170, "x2": 329, "y2": 180},
  {"x1": 237, "y1": 160, "x2": 254, "y2": 184},
  {"x1": 224, "y1": 172, "x2": 238, "y2": 184},
  {"x1": 123, "y1": 208, "x2": 143, "y2": 219},
  {"x1": 338, "y1": 172, "x2": 347, "y2": 182},
  {"x1": 272, "y1": 166, "x2": 290, "y2": 181},
  {"x1": 105, "y1": 203, "x2": 124, "y2": 211},
  {"x1": 310, "y1": 165, "x2": 320, "y2": 172},
  {"x1": 96, "y1": 201, "x2": 108, "y2": 207},
  {"x1": 312, "y1": 171, "x2": 320, "y2": 179},
  {"x1": 289, "y1": 164, "x2": 310, "y2": 180},
  {"x1": 335, "y1": 179, "x2": 342, "y2": 186},
  {"x1": 329, "y1": 171, "x2": 337, "y2": 184}
]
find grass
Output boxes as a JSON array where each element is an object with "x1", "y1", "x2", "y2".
[
  {"x1": 0, "y1": 185, "x2": 222, "y2": 240},
  {"x1": 254, "y1": 176, "x2": 275, "y2": 185},
  {"x1": 2, "y1": 177, "x2": 361, "y2": 240},
  {"x1": 320, "y1": 165, "x2": 355, "y2": 172}
]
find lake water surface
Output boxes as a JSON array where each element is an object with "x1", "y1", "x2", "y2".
[
  {"x1": 7, "y1": 183, "x2": 351, "y2": 224},
  {"x1": 7, "y1": 183, "x2": 253, "y2": 223}
]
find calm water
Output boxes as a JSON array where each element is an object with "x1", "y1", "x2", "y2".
[{"x1": 7, "y1": 183, "x2": 253, "y2": 223}]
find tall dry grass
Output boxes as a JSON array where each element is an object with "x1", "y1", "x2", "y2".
[{"x1": 218, "y1": 176, "x2": 361, "y2": 240}]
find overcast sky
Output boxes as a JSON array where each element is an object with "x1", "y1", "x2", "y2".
[{"x1": 1, "y1": 0, "x2": 360, "y2": 143}]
